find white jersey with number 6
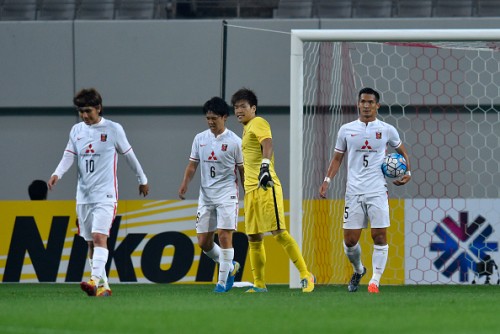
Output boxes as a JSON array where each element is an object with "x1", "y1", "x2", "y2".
[
  {"x1": 335, "y1": 119, "x2": 401, "y2": 196},
  {"x1": 189, "y1": 128, "x2": 243, "y2": 205}
]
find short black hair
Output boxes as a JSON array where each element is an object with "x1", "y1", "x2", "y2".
[
  {"x1": 28, "y1": 180, "x2": 48, "y2": 200},
  {"x1": 231, "y1": 88, "x2": 258, "y2": 108},
  {"x1": 358, "y1": 87, "x2": 380, "y2": 103},
  {"x1": 74, "y1": 88, "x2": 103, "y2": 114},
  {"x1": 203, "y1": 97, "x2": 229, "y2": 117}
]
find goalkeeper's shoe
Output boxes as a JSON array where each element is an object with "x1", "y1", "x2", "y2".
[
  {"x1": 225, "y1": 261, "x2": 240, "y2": 292},
  {"x1": 300, "y1": 273, "x2": 316, "y2": 293},
  {"x1": 245, "y1": 286, "x2": 268, "y2": 293},
  {"x1": 347, "y1": 267, "x2": 366, "y2": 292},
  {"x1": 80, "y1": 279, "x2": 98, "y2": 297},
  {"x1": 96, "y1": 286, "x2": 112, "y2": 297},
  {"x1": 368, "y1": 282, "x2": 380, "y2": 294},
  {"x1": 214, "y1": 284, "x2": 227, "y2": 293}
]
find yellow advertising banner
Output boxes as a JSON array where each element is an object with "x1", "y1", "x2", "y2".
[{"x1": 0, "y1": 199, "x2": 404, "y2": 285}]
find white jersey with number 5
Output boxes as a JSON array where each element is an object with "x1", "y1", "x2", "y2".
[
  {"x1": 189, "y1": 128, "x2": 243, "y2": 205},
  {"x1": 55, "y1": 118, "x2": 147, "y2": 204},
  {"x1": 335, "y1": 119, "x2": 401, "y2": 195}
]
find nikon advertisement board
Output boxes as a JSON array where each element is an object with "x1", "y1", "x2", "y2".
[{"x1": 0, "y1": 200, "x2": 287, "y2": 284}]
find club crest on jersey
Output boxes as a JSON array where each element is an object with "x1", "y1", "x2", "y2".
[
  {"x1": 376, "y1": 132, "x2": 382, "y2": 139},
  {"x1": 101, "y1": 133, "x2": 107, "y2": 142},
  {"x1": 221, "y1": 144, "x2": 228, "y2": 151}
]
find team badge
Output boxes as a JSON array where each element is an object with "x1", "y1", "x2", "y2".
[
  {"x1": 101, "y1": 133, "x2": 107, "y2": 142},
  {"x1": 221, "y1": 144, "x2": 228, "y2": 151},
  {"x1": 376, "y1": 132, "x2": 382, "y2": 139}
]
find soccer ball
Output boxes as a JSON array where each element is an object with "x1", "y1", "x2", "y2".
[{"x1": 381, "y1": 153, "x2": 407, "y2": 178}]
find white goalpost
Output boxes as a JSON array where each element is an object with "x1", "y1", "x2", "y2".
[{"x1": 289, "y1": 29, "x2": 500, "y2": 288}]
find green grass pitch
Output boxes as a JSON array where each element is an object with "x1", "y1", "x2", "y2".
[{"x1": 0, "y1": 284, "x2": 498, "y2": 334}]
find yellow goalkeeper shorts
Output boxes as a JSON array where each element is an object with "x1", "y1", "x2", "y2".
[{"x1": 244, "y1": 184, "x2": 287, "y2": 235}]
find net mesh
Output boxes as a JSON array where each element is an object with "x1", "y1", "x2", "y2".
[{"x1": 301, "y1": 40, "x2": 500, "y2": 285}]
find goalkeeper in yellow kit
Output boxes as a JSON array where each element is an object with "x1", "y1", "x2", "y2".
[{"x1": 231, "y1": 88, "x2": 315, "y2": 292}]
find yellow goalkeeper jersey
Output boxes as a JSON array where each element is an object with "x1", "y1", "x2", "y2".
[{"x1": 241, "y1": 116, "x2": 281, "y2": 192}]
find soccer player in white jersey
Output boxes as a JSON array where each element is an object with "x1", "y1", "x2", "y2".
[
  {"x1": 48, "y1": 88, "x2": 149, "y2": 297},
  {"x1": 319, "y1": 87, "x2": 411, "y2": 294},
  {"x1": 178, "y1": 97, "x2": 244, "y2": 293}
]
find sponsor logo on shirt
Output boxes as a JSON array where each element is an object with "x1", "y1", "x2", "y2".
[
  {"x1": 361, "y1": 140, "x2": 372, "y2": 150},
  {"x1": 356, "y1": 140, "x2": 377, "y2": 153},
  {"x1": 208, "y1": 151, "x2": 217, "y2": 161},
  {"x1": 85, "y1": 144, "x2": 95, "y2": 154}
]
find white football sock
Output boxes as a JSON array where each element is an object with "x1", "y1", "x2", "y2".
[
  {"x1": 203, "y1": 243, "x2": 221, "y2": 263},
  {"x1": 344, "y1": 242, "x2": 364, "y2": 274},
  {"x1": 91, "y1": 247, "x2": 109, "y2": 282},
  {"x1": 89, "y1": 258, "x2": 109, "y2": 289},
  {"x1": 371, "y1": 244, "x2": 389, "y2": 285},
  {"x1": 218, "y1": 248, "x2": 234, "y2": 287}
]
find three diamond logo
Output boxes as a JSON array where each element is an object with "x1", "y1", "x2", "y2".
[{"x1": 85, "y1": 144, "x2": 95, "y2": 154}]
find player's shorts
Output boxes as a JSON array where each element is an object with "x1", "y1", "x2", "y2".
[
  {"x1": 343, "y1": 192, "x2": 390, "y2": 230},
  {"x1": 77, "y1": 202, "x2": 117, "y2": 241},
  {"x1": 196, "y1": 202, "x2": 239, "y2": 233},
  {"x1": 244, "y1": 184, "x2": 287, "y2": 235}
]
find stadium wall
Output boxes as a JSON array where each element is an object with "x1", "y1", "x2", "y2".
[{"x1": 1, "y1": 17, "x2": 498, "y2": 201}]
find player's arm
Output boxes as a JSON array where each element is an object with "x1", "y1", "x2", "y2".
[
  {"x1": 237, "y1": 164, "x2": 245, "y2": 186},
  {"x1": 319, "y1": 151, "x2": 344, "y2": 198},
  {"x1": 394, "y1": 143, "x2": 411, "y2": 186},
  {"x1": 178, "y1": 160, "x2": 198, "y2": 200},
  {"x1": 258, "y1": 138, "x2": 274, "y2": 190},
  {"x1": 48, "y1": 148, "x2": 76, "y2": 190},
  {"x1": 123, "y1": 149, "x2": 149, "y2": 196},
  {"x1": 116, "y1": 124, "x2": 149, "y2": 196}
]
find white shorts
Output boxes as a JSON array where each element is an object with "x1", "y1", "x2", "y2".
[
  {"x1": 195, "y1": 202, "x2": 238, "y2": 233},
  {"x1": 343, "y1": 192, "x2": 390, "y2": 230},
  {"x1": 77, "y1": 202, "x2": 117, "y2": 241}
]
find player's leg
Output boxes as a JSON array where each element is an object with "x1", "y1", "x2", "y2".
[
  {"x1": 197, "y1": 205, "x2": 221, "y2": 263},
  {"x1": 81, "y1": 203, "x2": 115, "y2": 297},
  {"x1": 87, "y1": 245, "x2": 110, "y2": 292},
  {"x1": 91, "y1": 233, "x2": 111, "y2": 296},
  {"x1": 369, "y1": 228, "x2": 388, "y2": 293},
  {"x1": 215, "y1": 229, "x2": 234, "y2": 292},
  {"x1": 246, "y1": 234, "x2": 267, "y2": 292},
  {"x1": 244, "y1": 190, "x2": 267, "y2": 292},
  {"x1": 367, "y1": 193, "x2": 391, "y2": 293},
  {"x1": 77, "y1": 204, "x2": 98, "y2": 296},
  {"x1": 268, "y1": 185, "x2": 314, "y2": 292},
  {"x1": 214, "y1": 202, "x2": 240, "y2": 292},
  {"x1": 343, "y1": 195, "x2": 368, "y2": 292}
]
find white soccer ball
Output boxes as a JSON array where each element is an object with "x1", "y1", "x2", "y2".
[{"x1": 381, "y1": 153, "x2": 407, "y2": 178}]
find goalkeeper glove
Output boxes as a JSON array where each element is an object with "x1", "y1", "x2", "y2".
[{"x1": 258, "y1": 159, "x2": 274, "y2": 191}]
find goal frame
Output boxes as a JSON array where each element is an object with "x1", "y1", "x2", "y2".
[{"x1": 289, "y1": 29, "x2": 500, "y2": 288}]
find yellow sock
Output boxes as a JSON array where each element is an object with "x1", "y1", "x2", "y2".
[
  {"x1": 274, "y1": 231, "x2": 309, "y2": 279},
  {"x1": 248, "y1": 241, "x2": 266, "y2": 288}
]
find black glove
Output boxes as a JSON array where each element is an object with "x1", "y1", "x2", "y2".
[{"x1": 258, "y1": 161, "x2": 274, "y2": 191}]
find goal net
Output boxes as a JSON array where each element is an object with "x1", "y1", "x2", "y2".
[{"x1": 289, "y1": 30, "x2": 500, "y2": 287}]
